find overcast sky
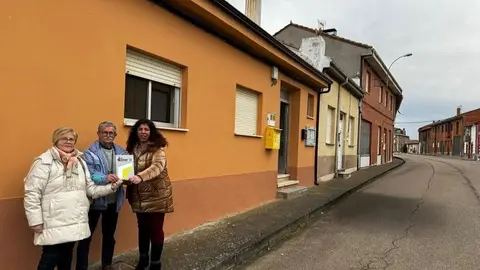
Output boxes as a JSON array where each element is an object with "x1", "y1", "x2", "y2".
[{"x1": 227, "y1": 0, "x2": 480, "y2": 139}]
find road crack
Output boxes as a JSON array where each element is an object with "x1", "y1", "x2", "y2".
[{"x1": 358, "y1": 162, "x2": 436, "y2": 270}]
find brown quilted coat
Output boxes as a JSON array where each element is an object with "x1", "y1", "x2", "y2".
[{"x1": 126, "y1": 146, "x2": 174, "y2": 213}]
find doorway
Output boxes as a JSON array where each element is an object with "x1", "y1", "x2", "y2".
[
  {"x1": 337, "y1": 112, "x2": 345, "y2": 170},
  {"x1": 278, "y1": 101, "x2": 290, "y2": 174}
]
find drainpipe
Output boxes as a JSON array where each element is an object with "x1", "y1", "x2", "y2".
[
  {"x1": 357, "y1": 99, "x2": 363, "y2": 170},
  {"x1": 333, "y1": 79, "x2": 349, "y2": 177},
  {"x1": 314, "y1": 83, "x2": 332, "y2": 185},
  {"x1": 357, "y1": 55, "x2": 366, "y2": 170}
]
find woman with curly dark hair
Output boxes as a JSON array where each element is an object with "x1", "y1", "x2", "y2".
[{"x1": 126, "y1": 119, "x2": 173, "y2": 270}]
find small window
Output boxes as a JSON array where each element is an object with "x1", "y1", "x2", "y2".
[
  {"x1": 235, "y1": 86, "x2": 259, "y2": 136},
  {"x1": 377, "y1": 126, "x2": 381, "y2": 155},
  {"x1": 326, "y1": 106, "x2": 335, "y2": 144},
  {"x1": 389, "y1": 95, "x2": 393, "y2": 111},
  {"x1": 124, "y1": 48, "x2": 182, "y2": 128},
  {"x1": 379, "y1": 86, "x2": 383, "y2": 103},
  {"x1": 348, "y1": 116, "x2": 355, "y2": 145},
  {"x1": 365, "y1": 72, "x2": 371, "y2": 93},
  {"x1": 307, "y1": 93, "x2": 315, "y2": 118}
]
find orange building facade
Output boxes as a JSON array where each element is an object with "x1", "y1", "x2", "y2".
[{"x1": 0, "y1": 0, "x2": 330, "y2": 268}]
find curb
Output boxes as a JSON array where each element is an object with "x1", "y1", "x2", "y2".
[{"x1": 234, "y1": 157, "x2": 406, "y2": 269}]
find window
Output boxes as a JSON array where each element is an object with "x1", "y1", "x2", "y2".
[
  {"x1": 124, "y1": 48, "x2": 182, "y2": 128},
  {"x1": 307, "y1": 93, "x2": 315, "y2": 118},
  {"x1": 326, "y1": 106, "x2": 336, "y2": 144},
  {"x1": 389, "y1": 95, "x2": 393, "y2": 111},
  {"x1": 235, "y1": 86, "x2": 259, "y2": 136},
  {"x1": 377, "y1": 126, "x2": 381, "y2": 155},
  {"x1": 384, "y1": 89, "x2": 387, "y2": 106},
  {"x1": 365, "y1": 72, "x2": 371, "y2": 93},
  {"x1": 379, "y1": 86, "x2": 383, "y2": 103},
  {"x1": 348, "y1": 116, "x2": 355, "y2": 145}
]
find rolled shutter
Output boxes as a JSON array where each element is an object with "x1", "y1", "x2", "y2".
[
  {"x1": 235, "y1": 87, "x2": 258, "y2": 135},
  {"x1": 126, "y1": 48, "x2": 182, "y2": 87}
]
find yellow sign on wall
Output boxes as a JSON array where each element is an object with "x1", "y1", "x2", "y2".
[{"x1": 265, "y1": 126, "x2": 281, "y2": 150}]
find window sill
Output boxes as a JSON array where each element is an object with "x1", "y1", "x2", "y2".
[
  {"x1": 306, "y1": 116, "x2": 315, "y2": 120},
  {"x1": 123, "y1": 118, "x2": 189, "y2": 132},
  {"x1": 234, "y1": 133, "x2": 263, "y2": 139}
]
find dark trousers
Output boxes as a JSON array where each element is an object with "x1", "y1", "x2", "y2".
[
  {"x1": 37, "y1": 242, "x2": 76, "y2": 270},
  {"x1": 136, "y1": 213, "x2": 165, "y2": 269},
  {"x1": 76, "y1": 203, "x2": 119, "y2": 270}
]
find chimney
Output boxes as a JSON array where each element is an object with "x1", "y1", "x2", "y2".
[
  {"x1": 457, "y1": 106, "x2": 461, "y2": 116},
  {"x1": 245, "y1": 0, "x2": 262, "y2": 25}
]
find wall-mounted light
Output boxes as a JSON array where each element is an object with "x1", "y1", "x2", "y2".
[{"x1": 271, "y1": 66, "x2": 278, "y2": 86}]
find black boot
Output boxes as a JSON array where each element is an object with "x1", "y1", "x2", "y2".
[
  {"x1": 135, "y1": 253, "x2": 149, "y2": 270},
  {"x1": 149, "y1": 243, "x2": 164, "y2": 270}
]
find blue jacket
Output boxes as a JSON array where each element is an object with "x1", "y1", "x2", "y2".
[{"x1": 83, "y1": 140, "x2": 127, "y2": 212}]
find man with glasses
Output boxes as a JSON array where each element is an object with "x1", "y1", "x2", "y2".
[{"x1": 76, "y1": 121, "x2": 128, "y2": 270}]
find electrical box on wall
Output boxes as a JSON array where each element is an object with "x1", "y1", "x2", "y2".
[
  {"x1": 303, "y1": 126, "x2": 316, "y2": 147},
  {"x1": 267, "y1": 112, "x2": 276, "y2": 127},
  {"x1": 265, "y1": 126, "x2": 281, "y2": 150}
]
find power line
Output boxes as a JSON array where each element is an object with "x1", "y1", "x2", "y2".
[{"x1": 394, "y1": 120, "x2": 435, "y2": 124}]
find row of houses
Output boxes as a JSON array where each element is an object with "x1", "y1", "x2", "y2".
[
  {"x1": 0, "y1": 0, "x2": 404, "y2": 268},
  {"x1": 418, "y1": 107, "x2": 480, "y2": 159}
]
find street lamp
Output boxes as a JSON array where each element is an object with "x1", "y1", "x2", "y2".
[
  {"x1": 386, "y1": 53, "x2": 412, "y2": 89},
  {"x1": 388, "y1": 53, "x2": 413, "y2": 70},
  {"x1": 387, "y1": 53, "x2": 412, "y2": 153}
]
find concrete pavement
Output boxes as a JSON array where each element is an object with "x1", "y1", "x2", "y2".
[{"x1": 244, "y1": 154, "x2": 480, "y2": 270}]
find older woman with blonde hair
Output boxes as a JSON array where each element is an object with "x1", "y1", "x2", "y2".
[{"x1": 24, "y1": 127, "x2": 122, "y2": 270}]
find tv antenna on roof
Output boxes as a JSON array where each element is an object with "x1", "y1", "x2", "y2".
[{"x1": 317, "y1": 19, "x2": 326, "y2": 31}]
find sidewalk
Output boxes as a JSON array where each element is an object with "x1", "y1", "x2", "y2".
[
  {"x1": 94, "y1": 157, "x2": 404, "y2": 270},
  {"x1": 411, "y1": 153, "x2": 479, "y2": 162}
]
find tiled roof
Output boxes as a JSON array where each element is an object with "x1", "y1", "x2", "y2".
[
  {"x1": 273, "y1": 21, "x2": 372, "y2": 49},
  {"x1": 418, "y1": 107, "x2": 480, "y2": 130}
]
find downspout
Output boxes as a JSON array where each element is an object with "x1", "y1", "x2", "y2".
[
  {"x1": 314, "y1": 83, "x2": 332, "y2": 185},
  {"x1": 333, "y1": 79, "x2": 349, "y2": 177},
  {"x1": 357, "y1": 99, "x2": 363, "y2": 170},
  {"x1": 357, "y1": 55, "x2": 366, "y2": 170}
]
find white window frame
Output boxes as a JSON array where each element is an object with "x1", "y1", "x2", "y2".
[
  {"x1": 377, "y1": 126, "x2": 381, "y2": 155},
  {"x1": 307, "y1": 93, "x2": 315, "y2": 118},
  {"x1": 379, "y1": 86, "x2": 383, "y2": 103},
  {"x1": 124, "y1": 48, "x2": 182, "y2": 129},
  {"x1": 348, "y1": 116, "x2": 355, "y2": 146},
  {"x1": 365, "y1": 72, "x2": 371, "y2": 93},
  {"x1": 123, "y1": 83, "x2": 181, "y2": 129},
  {"x1": 234, "y1": 86, "x2": 259, "y2": 136},
  {"x1": 326, "y1": 106, "x2": 335, "y2": 144}
]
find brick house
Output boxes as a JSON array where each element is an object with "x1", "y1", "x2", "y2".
[
  {"x1": 418, "y1": 107, "x2": 480, "y2": 156},
  {"x1": 274, "y1": 22, "x2": 403, "y2": 168}
]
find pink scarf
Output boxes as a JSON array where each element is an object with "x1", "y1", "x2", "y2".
[{"x1": 52, "y1": 147, "x2": 79, "y2": 176}]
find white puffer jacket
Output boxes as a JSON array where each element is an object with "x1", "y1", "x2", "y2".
[{"x1": 24, "y1": 148, "x2": 116, "y2": 246}]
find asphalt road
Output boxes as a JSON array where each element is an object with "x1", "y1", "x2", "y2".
[{"x1": 244, "y1": 154, "x2": 480, "y2": 270}]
